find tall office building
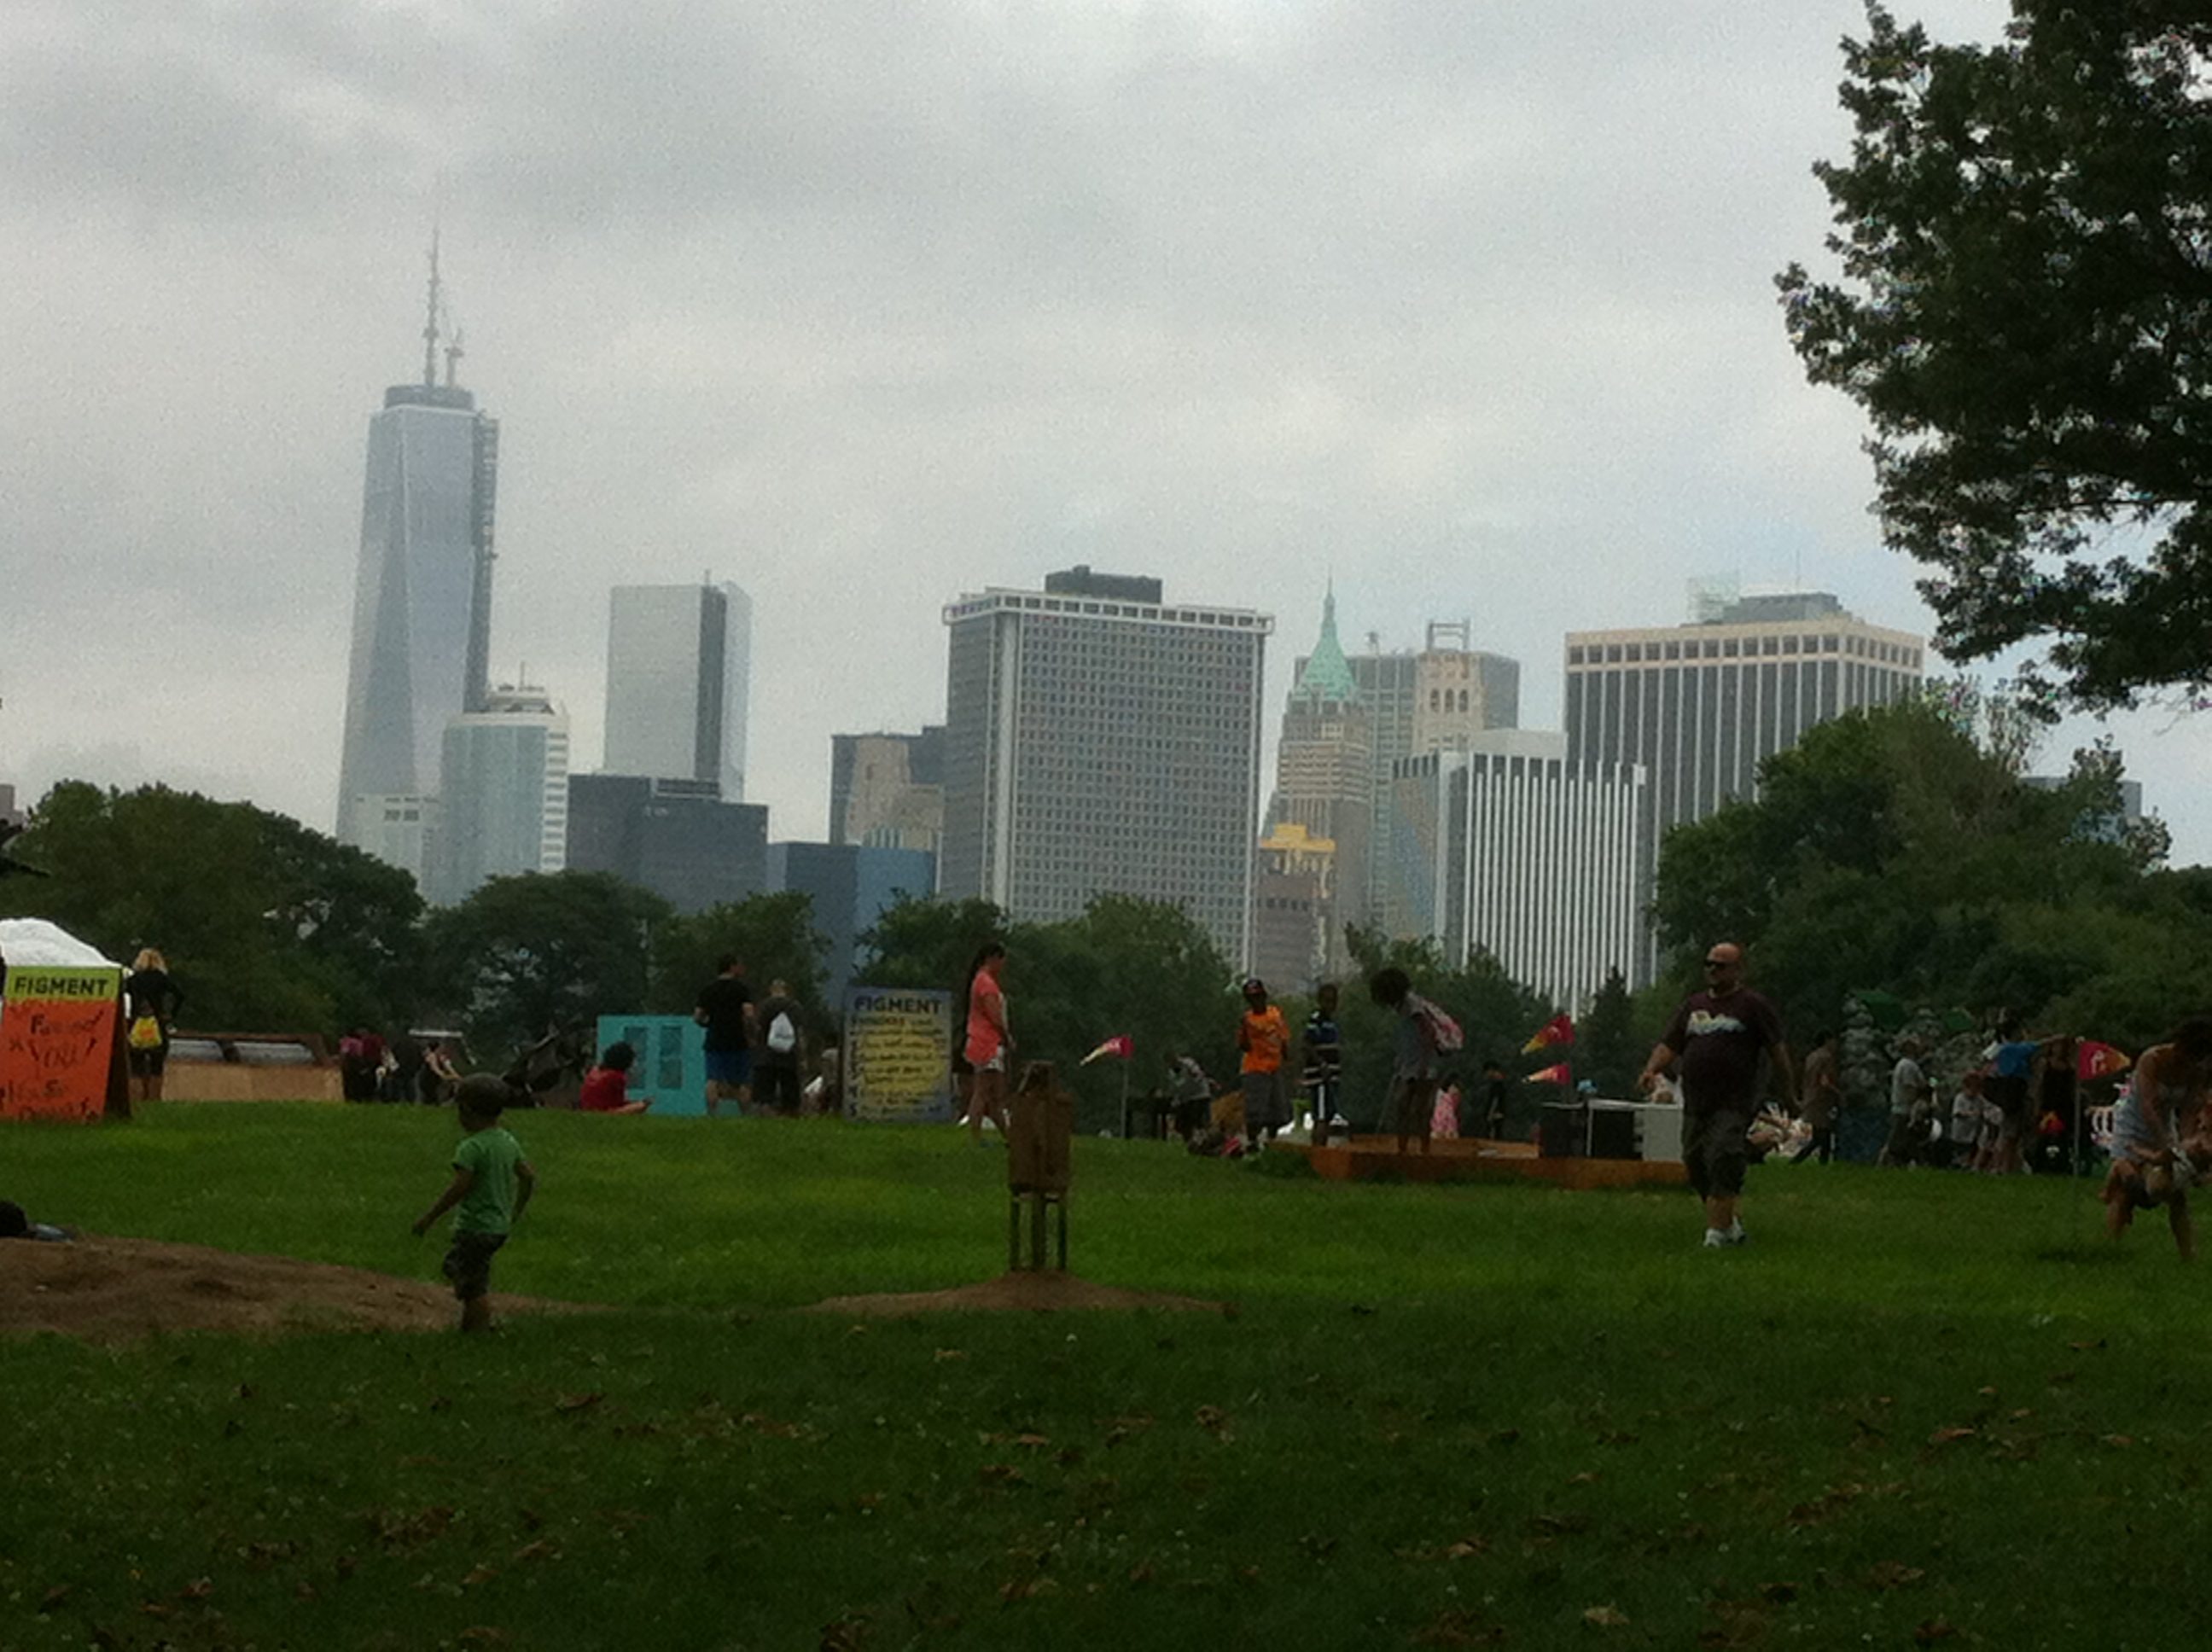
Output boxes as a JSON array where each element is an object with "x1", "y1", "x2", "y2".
[
  {"x1": 565, "y1": 775, "x2": 767, "y2": 914},
  {"x1": 1390, "y1": 732, "x2": 1648, "y2": 1009},
  {"x1": 767, "y1": 841, "x2": 939, "y2": 1007},
  {"x1": 1262, "y1": 591, "x2": 1372, "y2": 984},
  {"x1": 830, "y1": 727, "x2": 946, "y2": 859},
  {"x1": 940, "y1": 565, "x2": 1271, "y2": 966},
  {"x1": 602, "y1": 583, "x2": 753, "y2": 800},
  {"x1": 336, "y1": 246, "x2": 499, "y2": 881},
  {"x1": 426, "y1": 684, "x2": 568, "y2": 905},
  {"x1": 1314, "y1": 622, "x2": 1521, "y2": 936},
  {"x1": 1563, "y1": 589, "x2": 1926, "y2": 978}
]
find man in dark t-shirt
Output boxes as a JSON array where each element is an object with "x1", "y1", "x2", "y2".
[
  {"x1": 1640, "y1": 940, "x2": 1794, "y2": 1249},
  {"x1": 694, "y1": 956, "x2": 755, "y2": 1118}
]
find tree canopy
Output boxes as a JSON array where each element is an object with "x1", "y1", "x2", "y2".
[
  {"x1": 1778, "y1": 4, "x2": 2212, "y2": 711},
  {"x1": 1650, "y1": 691, "x2": 2202, "y2": 1047},
  {"x1": 0, "y1": 781, "x2": 423, "y2": 1033},
  {"x1": 423, "y1": 871, "x2": 672, "y2": 1062}
]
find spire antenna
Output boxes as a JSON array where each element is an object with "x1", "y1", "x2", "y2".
[{"x1": 422, "y1": 227, "x2": 443, "y2": 388}]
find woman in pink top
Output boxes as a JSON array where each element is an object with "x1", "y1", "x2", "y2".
[{"x1": 963, "y1": 943, "x2": 1012, "y2": 1143}]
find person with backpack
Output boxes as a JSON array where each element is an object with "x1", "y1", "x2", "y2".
[
  {"x1": 1370, "y1": 966, "x2": 1459, "y2": 1156},
  {"x1": 754, "y1": 979, "x2": 806, "y2": 1116}
]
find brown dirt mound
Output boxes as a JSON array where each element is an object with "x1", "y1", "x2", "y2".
[
  {"x1": 0, "y1": 1236, "x2": 578, "y2": 1343},
  {"x1": 806, "y1": 1270, "x2": 1228, "y2": 1317}
]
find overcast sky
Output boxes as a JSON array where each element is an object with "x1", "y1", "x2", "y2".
[{"x1": 4, "y1": 0, "x2": 2206, "y2": 864}]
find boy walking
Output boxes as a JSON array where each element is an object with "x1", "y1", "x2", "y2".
[{"x1": 412, "y1": 1074, "x2": 537, "y2": 1332}]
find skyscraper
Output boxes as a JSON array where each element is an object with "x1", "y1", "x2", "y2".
[
  {"x1": 1312, "y1": 622, "x2": 1521, "y2": 936},
  {"x1": 426, "y1": 684, "x2": 569, "y2": 906},
  {"x1": 565, "y1": 775, "x2": 767, "y2": 914},
  {"x1": 336, "y1": 245, "x2": 499, "y2": 881},
  {"x1": 829, "y1": 728, "x2": 946, "y2": 859},
  {"x1": 1262, "y1": 590, "x2": 1371, "y2": 984},
  {"x1": 1563, "y1": 589, "x2": 1926, "y2": 978},
  {"x1": 602, "y1": 583, "x2": 753, "y2": 801},
  {"x1": 1390, "y1": 732, "x2": 1648, "y2": 1009},
  {"x1": 940, "y1": 566, "x2": 1271, "y2": 965}
]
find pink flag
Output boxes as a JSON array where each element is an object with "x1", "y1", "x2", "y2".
[{"x1": 1081, "y1": 1034, "x2": 1134, "y2": 1066}]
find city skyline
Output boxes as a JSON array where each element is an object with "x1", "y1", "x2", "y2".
[{"x1": 6, "y1": 2, "x2": 2204, "y2": 868}]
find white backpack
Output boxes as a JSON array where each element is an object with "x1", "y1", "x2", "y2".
[{"x1": 766, "y1": 1010, "x2": 797, "y2": 1054}]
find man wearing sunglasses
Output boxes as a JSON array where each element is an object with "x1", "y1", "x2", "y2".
[{"x1": 1639, "y1": 942, "x2": 1796, "y2": 1248}]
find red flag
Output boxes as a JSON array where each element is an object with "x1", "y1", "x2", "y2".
[
  {"x1": 1521, "y1": 1014, "x2": 1574, "y2": 1054},
  {"x1": 1081, "y1": 1034, "x2": 1134, "y2": 1067},
  {"x1": 1524, "y1": 1062, "x2": 1574, "y2": 1086},
  {"x1": 2076, "y1": 1041, "x2": 2131, "y2": 1080}
]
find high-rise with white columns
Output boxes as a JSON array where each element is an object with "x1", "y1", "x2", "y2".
[{"x1": 940, "y1": 566, "x2": 1270, "y2": 967}]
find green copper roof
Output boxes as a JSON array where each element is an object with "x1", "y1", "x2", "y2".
[{"x1": 1293, "y1": 588, "x2": 1359, "y2": 703}]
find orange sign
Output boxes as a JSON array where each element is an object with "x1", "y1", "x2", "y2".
[{"x1": 0, "y1": 966, "x2": 123, "y2": 1122}]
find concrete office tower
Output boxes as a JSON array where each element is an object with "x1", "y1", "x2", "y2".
[
  {"x1": 768, "y1": 841, "x2": 939, "y2": 1007},
  {"x1": 1263, "y1": 591, "x2": 1372, "y2": 985},
  {"x1": 1316, "y1": 621, "x2": 1520, "y2": 935},
  {"x1": 1564, "y1": 589, "x2": 1926, "y2": 979},
  {"x1": 830, "y1": 728, "x2": 946, "y2": 860},
  {"x1": 337, "y1": 243, "x2": 500, "y2": 881},
  {"x1": 427, "y1": 684, "x2": 568, "y2": 905},
  {"x1": 602, "y1": 583, "x2": 753, "y2": 800},
  {"x1": 565, "y1": 775, "x2": 767, "y2": 915},
  {"x1": 1390, "y1": 732, "x2": 1648, "y2": 1009},
  {"x1": 940, "y1": 565, "x2": 1271, "y2": 967}
]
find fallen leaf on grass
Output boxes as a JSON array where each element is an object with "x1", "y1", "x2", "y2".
[
  {"x1": 1913, "y1": 1618, "x2": 1960, "y2": 1644},
  {"x1": 553, "y1": 1393, "x2": 604, "y2": 1414},
  {"x1": 1410, "y1": 1608, "x2": 1506, "y2": 1646},
  {"x1": 1014, "y1": 1433, "x2": 1051, "y2": 1450},
  {"x1": 978, "y1": 1463, "x2": 1028, "y2": 1487},
  {"x1": 820, "y1": 1612, "x2": 871, "y2": 1649},
  {"x1": 2067, "y1": 1338, "x2": 2106, "y2": 1352},
  {"x1": 1581, "y1": 1603, "x2": 1630, "y2": 1628},
  {"x1": 38, "y1": 1586, "x2": 70, "y2": 1614},
  {"x1": 461, "y1": 1565, "x2": 498, "y2": 1588},
  {"x1": 933, "y1": 1349, "x2": 967, "y2": 1362},
  {"x1": 458, "y1": 1630, "x2": 509, "y2": 1648},
  {"x1": 1926, "y1": 1426, "x2": 1978, "y2": 1447},
  {"x1": 178, "y1": 1579, "x2": 213, "y2": 1601},
  {"x1": 1865, "y1": 1562, "x2": 1925, "y2": 1591},
  {"x1": 1529, "y1": 1513, "x2": 1591, "y2": 1538},
  {"x1": 1759, "y1": 1581, "x2": 1800, "y2": 1603},
  {"x1": 2103, "y1": 1434, "x2": 2134, "y2": 1449},
  {"x1": 1194, "y1": 1405, "x2": 1231, "y2": 1435},
  {"x1": 1445, "y1": 1536, "x2": 1488, "y2": 1559},
  {"x1": 998, "y1": 1577, "x2": 1060, "y2": 1603}
]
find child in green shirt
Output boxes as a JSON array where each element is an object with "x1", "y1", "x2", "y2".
[{"x1": 412, "y1": 1074, "x2": 537, "y2": 1332}]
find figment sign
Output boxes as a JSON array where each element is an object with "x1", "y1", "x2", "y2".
[
  {"x1": 0, "y1": 966, "x2": 125, "y2": 1123},
  {"x1": 842, "y1": 988, "x2": 955, "y2": 1124}
]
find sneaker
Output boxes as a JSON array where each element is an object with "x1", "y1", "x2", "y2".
[
  {"x1": 1726, "y1": 1221, "x2": 1748, "y2": 1246},
  {"x1": 1703, "y1": 1228, "x2": 1730, "y2": 1248}
]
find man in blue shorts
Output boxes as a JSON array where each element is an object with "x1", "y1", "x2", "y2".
[{"x1": 695, "y1": 955, "x2": 756, "y2": 1118}]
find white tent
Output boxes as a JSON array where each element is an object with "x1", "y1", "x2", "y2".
[{"x1": 0, "y1": 918, "x2": 121, "y2": 969}]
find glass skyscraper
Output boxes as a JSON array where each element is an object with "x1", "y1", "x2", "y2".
[
  {"x1": 335, "y1": 374, "x2": 498, "y2": 877},
  {"x1": 602, "y1": 583, "x2": 752, "y2": 800}
]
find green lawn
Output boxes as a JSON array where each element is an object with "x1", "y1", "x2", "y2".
[{"x1": 0, "y1": 1104, "x2": 2195, "y2": 1649}]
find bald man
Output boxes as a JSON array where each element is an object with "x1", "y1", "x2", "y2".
[{"x1": 1640, "y1": 941, "x2": 1795, "y2": 1248}]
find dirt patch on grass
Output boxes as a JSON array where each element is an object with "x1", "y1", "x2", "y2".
[
  {"x1": 0, "y1": 1236, "x2": 576, "y2": 1343},
  {"x1": 806, "y1": 1270, "x2": 1228, "y2": 1317}
]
